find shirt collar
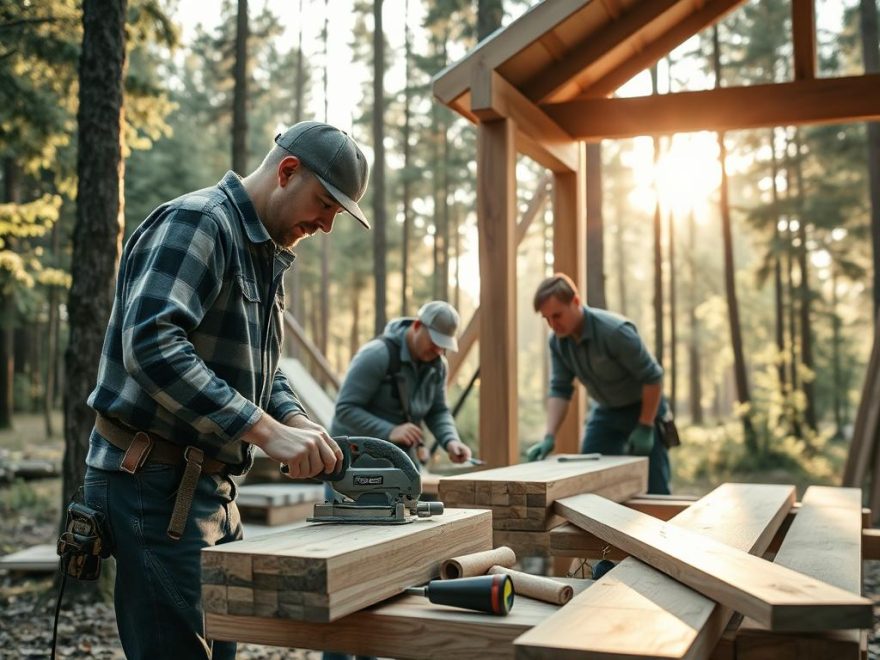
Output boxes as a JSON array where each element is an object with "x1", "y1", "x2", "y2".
[{"x1": 218, "y1": 172, "x2": 295, "y2": 265}]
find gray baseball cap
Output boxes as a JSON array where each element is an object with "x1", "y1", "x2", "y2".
[
  {"x1": 274, "y1": 121, "x2": 371, "y2": 229},
  {"x1": 418, "y1": 301, "x2": 461, "y2": 352}
]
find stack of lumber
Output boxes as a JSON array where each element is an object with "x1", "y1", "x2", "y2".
[
  {"x1": 516, "y1": 483, "x2": 872, "y2": 659},
  {"x1": 202, "y1": 508, "x2": 492, "y2": 622},
  {"x1": 439, "y1": 455, "x2": 647, "y2": 533},
  {"x1": 236, "y1": 483, "x2": 326, "y2": 525},
  {"x1": 205, "y1": 577, "x2": 593, "y2": 659}
]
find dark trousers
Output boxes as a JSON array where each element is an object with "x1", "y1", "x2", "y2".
[
  {"x1": 84, "y1": 463, "x2": 242, "y2": 659},
  {"x1": 581, "y1": 401, "x2": 671, "y2": 494}
]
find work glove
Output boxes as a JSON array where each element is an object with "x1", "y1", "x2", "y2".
[
  {"x1": 627, "y1": 423, "x2": 655, "y2": 456},
  {"x1": 526, "y1": 434, "x2": 555, "y2": 462}
]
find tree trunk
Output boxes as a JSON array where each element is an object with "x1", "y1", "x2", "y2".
[
  {"x1": 793, "y1": 130, "x2": 817, "y2": 431},
  {"x1": 586, "y1": 142, "x2": 606, "y2": 309},
  {"x1": 713, "y1": 26, "x2": 754, "y2": 447},
  {"x1": 63, "y1": 0, "x2": 127, "y2": 518},
  {"x1": 770, "y1": 129, "x2": 787, "y2": 390},
  {"x1": 401, "y1": 0, "x2": 412, "y2": 315},
  {"x1": 372, "y1": 0, "x2": 387, "y2": 335},
  {"x1": 294, "y1": 0, "x2": 305, "y2": 124},
  {"x1": 831, "y1": 266, "x2": 844, "y2": 439},
  {"x1": 860, "y1": 0, "x2": 880, "y2": 322},
  {"x1": 687, "y1": 210, "x2": 703, "y2": 424},
  {"x1": 320, "y1": 236, "x2": 330, "y2": 358},
  {"x1": 350, "y1": 275, "x2": 361, "y2": 359},
  {"x1": 45, "y1": 286, "x2": 58, "y2": 437},
  {"x1": 650, "y1": 66, "x2": 664, "y2": 365},
  {"x1": 477, "y1": 0, "x2": 503, "y2": 40},
  {"x1": 440, "y1": 106, "x2": 450, "y2": 302},
  {"x1": 0, "y1": 158, "x2": 20, "y2": 430},
  {"x1": 615, "y1": 214, "x2": 627, "y2": 316},
  {"x1": 232, "y1": 0, "x2": 249, "y2": 174}
]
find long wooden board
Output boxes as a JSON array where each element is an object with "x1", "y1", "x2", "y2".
[
  {"x1": 516, "y1": 483, "x2": 796, "y2": 659},
  {"x1": 439, "y1": 456, "x2": 647, "y2": 531},
  {"x1": 202, "y1": 508, "x2": 492, "y2": 622},
  {"x1": 736, "y1": 486, "x2": 865, "y2": 659},
  {"x1": 553, "y1": 493, "x2": 872, "y2": 631},
  {"x1": 206, "y1": 578, "x2": 593, "y2": 659}
]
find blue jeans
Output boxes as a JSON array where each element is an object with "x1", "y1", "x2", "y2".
[
  {"x1": 581, "y1": 401, "x2": 671, "y2": 494},
  {"x1": 84, "y1": 464, "x2": 242, "y2": 659}
]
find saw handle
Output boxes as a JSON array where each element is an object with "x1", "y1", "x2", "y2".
[{"x1": 280, "y1": 438, "x2": 351, "y2": 481}]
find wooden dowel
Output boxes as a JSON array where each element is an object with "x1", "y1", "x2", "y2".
[
  {"x1": 487, "y1": 565, "x2": 574, "y2": 605},
  {"x1": 440, "y1": 546, "x2": 516, "y2": 579}
]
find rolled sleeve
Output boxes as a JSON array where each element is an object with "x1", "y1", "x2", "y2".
[
  {"x1": 268, "y1": 367, "x2": 307, "y2": 423},
  {"x1": 609, "y1": 323, "x2": 664, "y2": 384}
]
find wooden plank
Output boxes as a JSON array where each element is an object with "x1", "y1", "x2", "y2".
[
  {"x1": 552, "y1": 146, "x2": 587, "y2": 454},
  {"x1": 546, "y1": 75, "x2": 880, "y2": 140},
  {"x1": 439, "y1": 456, "x2": 646, "y2": 510},
  {"x1": 522, "y1": 0, "x2": 682, "y2": 103},
  {"x1": 517, "y1": 483, "x2": 797, "y2": 658},
  {"x1": 737, "y1": 486, "x2": 863, "y2": 659},
  {"x1": 553, "y1": 493, "x2": 872, "y2": 631},
  {"x1": 472, "y1": 69, "x2": 578, "y2": 173},
  {"x1": 206, "y1": 578, "x2": 593, "y2": 659},
  {"x1": 791, "y1": 0, "x2": 816, "y2": 80},
  {"x1": 477, "y1": 118, "x2": 518, "y2": 468},
  {"x1": 580, "y1": 0, "x2": 746, "y2": 98},
  {"x1": 432, "y1": 0, "x2": 590, "y2": 104},
  {"x1": 0, "y1": 544, "x2": 57, "y2": 572},
  {"x1": 863, "y1": 528, "x2": 880, "y2": 560},
  {"x1": 202, "y1": 508, "x2": 492, "y2": 622}
]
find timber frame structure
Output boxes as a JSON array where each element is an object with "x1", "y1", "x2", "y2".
[{"x1": 432, "y1": 0, "x2": 880, "y2": 467}]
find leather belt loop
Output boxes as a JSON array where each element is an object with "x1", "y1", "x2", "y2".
[
  {"x1": 120, "y1": 431, "x2": 154, "y2": 474},
  {"x1": 167, "y1": 446, "x2": 204, "y2": 541}
]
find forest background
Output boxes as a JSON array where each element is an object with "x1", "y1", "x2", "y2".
[{"x1": 1, "y1": 0, "x2": 879, "y2": 499}]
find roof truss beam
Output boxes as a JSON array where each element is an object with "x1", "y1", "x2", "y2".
[
  {"x1": 544, "y1": 74, "x2": 880, "y2": 139},
  {"x1": 792, "y1": 0, "x2": 816, "y2": 80}
]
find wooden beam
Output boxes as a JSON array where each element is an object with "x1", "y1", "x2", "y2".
[
  {"x1": 737, "y1": 486, "x2": 863, "y2": 659},
  {"x1": 553, "y1": 493, "x2": 873, "y2": 631},
  {"x1": 517, "y1": 483, "x2": 796, "y2": 659},
  {"x1": 791, "y1": 0, "x2": 816, "y2": 80},
  {"x1": 477, "y1": 118, "x2": 518, "y2": 467},
  {"x1": 472, "y1": 69, "x2": 578, "y2": 172},
  {"x1": 522, "y1": 0, "x2": 682, "y2": 103},
  {"x1": 432, "y1": 0, "x2": 590, "y2": 104},
  {"x1": 201, "y1": 508, "x2": 492, "y2": 623},
  {"x1": 580, "y1": 0, "x2": 747, "y2": 98},
  {"x1": 545, "y1": 75, "x2": 880, "y2": 140},
  {"x1": 552, "y1": 145, "x2": 587, "y2": 455},
  {"x1": 447, "y1": 175, "x2": 551, "y2": 381},
  {"x1": 205, "y1": 579, "x2": 593, "y2": 659}
]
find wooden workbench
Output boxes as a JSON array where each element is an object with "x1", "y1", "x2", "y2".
[{"x1": 204, "y1": 578, "x2": 592, "y2": 659}]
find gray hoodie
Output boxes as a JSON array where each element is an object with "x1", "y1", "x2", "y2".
[{"x1": 330, "y1": 318, "x2": 459, "y2": 450}]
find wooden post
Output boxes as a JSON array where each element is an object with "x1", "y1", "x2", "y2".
[
  {"x1": 552, "y1": 143, "x2": 587, "y2": 455},
  {"x1": 477, "y1": 118, "x2": 518, "y2": 467}
]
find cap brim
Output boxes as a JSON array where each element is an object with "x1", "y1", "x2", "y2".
[
  {"x1": 315, "y1": 174, "x2": 371, "y2": 229},
  {"x1": 427, "y1": 327, "x2": 458, "y2": 352}
]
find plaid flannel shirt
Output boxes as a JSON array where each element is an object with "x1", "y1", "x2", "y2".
[{"x1": 87, "y1": 171, "x2": 305, "y2": 471}]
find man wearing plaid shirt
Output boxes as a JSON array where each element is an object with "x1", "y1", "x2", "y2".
[{"x1": 83, "y1": 121, "x2": 370, "y2": 659}]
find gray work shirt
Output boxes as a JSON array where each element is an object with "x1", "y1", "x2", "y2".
[
  {"x1": 330, "y1": 318, "x2": 459, "y2": 449},
  {"x1": 548, "y1": 306, "x2": 663, "y2": 408}
]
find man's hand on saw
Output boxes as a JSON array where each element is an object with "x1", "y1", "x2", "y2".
[
  {"x1": 243, "y1": 412, "x2": 341, "y2": 478},
  {"x1": 390, "y1": 422, "x2": 422, "y2": 447}
]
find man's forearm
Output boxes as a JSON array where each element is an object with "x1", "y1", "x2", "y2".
[
  {"x1": 639, "y1": 382, "x2": 662, "y2": 425},
  {"x1": 545, "y1": 397, "x2": 571, "y2": 436}
]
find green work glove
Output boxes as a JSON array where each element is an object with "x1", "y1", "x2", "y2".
[
  {"x1": 628, "y1": 423, "x2": 655, "y2": 456},
  {"x1": 527, "y1": 434, "x2": 555, "y2": 462}
]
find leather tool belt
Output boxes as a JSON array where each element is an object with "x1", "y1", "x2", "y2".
[{"x1": 94, "y1": 414, "x2": 228, "y2": 540}]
